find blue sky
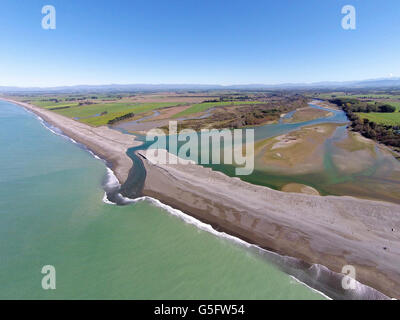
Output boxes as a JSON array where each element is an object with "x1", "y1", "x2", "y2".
[{"x1": 0, "y1": 0, "x2": 399, "y2": 86}]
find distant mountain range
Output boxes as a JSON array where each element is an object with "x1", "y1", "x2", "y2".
[{"x1": 1, "y1": 78, "x2": 400, "y2": 93}]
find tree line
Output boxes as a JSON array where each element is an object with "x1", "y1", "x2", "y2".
[
  {"x1": 329, "y1": 98, "x2": 400, "y2": 150},
  {"x1": 330, "y1": 98, "x2": 396, "y2": 113},
  {"x1": 107, "y1": 112, "x2": 135, "y2": 125}
]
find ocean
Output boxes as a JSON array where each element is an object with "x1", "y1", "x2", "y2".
[{"x1": 0, "y1": 100, "x2": 325, "y2": 299}]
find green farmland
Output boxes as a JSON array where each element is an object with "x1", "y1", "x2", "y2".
[
  {"x1": 32, "y1": 100, "x2": 182, "y2": 126},
  {"x1": 356, "y1": 98, "x2": 400, "y2": 126},
  {"x1": 358, "y1": 112, "x2": 400, "y2": 126},
  {"x1": 60, "y1": 102, "x2": 181, "y2": 126},
  {"x1": 54, "y1": 102, "x2": 174, "y2": 118},
  {"x1": 36, "y1": 102, "x2": 80, "y2": 109}
]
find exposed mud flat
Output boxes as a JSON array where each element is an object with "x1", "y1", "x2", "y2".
[{"x1": 255, "y1": 123, "x2": 342, "y2": 174}]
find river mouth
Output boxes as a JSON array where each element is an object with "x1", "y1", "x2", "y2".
[
  {"x1": 117, "y1": 101, "x2": 400, "y2": 204},
  {"x1": 103, "y1": 101, "x2": 396, "y2": 300},
  {"x1": 1, "y1": 100, "x2": 332, "y2": 300}
]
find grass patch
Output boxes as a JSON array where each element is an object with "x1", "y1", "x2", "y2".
[
  {"x1": 33, "y1": 101, "x2": 80, "y2": 109},
  {"x1": 358, "y1": 112, "x2": 400, "y2": 126}
]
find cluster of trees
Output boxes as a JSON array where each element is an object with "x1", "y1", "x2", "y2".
[
  {"x1": 48, "y1": 106, "x2": 70, "y2": 111},
  {"x1": 330, "y1": 98, "x2": 400, "y2": 149},
  {"x1": 330, "y1": 98, "x2": 396, "y2": 113},
  {"x1": 107, "y1": 112, "x2": 134, "y2": 125},
  {"x1": 222, "y1": 95, "x2": 251, "y2": 101},
  {"x1": 171, "y1": 96, "x2": 307, "y2": 131},
  {"x1": 203, "y1": 95, "x2": 252, "y2": 103},
  {"x1": 41, "y1": 98, "x2": 59, "y2": 103},
  {"x1": 347, "y1": 114, "x2": 400, "y2": 147},
  {"x1": 233, "y1": 108, "x2": 283, "y2": 127},
  {"x1": 64, "y1": 97, "x2": 88, "y2": 101},
  {"x1": 78, "y1": 101, "x2": 95, "y2": 106},
  {"x1": 227, "y1": 97, "x2": 307, "y2": 129}
]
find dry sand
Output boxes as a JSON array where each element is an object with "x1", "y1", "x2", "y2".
[
  {"x1": 138, "y1": 149, "x2": 400, "y2": 299},
  {"x1": 2, "y1": 98, "x2": 140, "y2": 184}
]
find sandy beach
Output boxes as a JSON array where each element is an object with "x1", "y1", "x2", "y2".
[
  {"x1": 1, "y1": 98, "x2": 140, "y2": 184},
  {"x1": 4, "y1": 98, "x2": 400, "y2": 298},
  {"x1": 138, "y1": 149, "x2": 400, "y2": 299}
]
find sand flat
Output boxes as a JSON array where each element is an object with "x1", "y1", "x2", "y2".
[
  {"x1": 283, "y1": 106, "x2": 332, "y2": 123},
  {"x1": 255, "y1": 123, "x2": 342, "y2": 174}
]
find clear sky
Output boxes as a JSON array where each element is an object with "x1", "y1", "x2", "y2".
[{"x1": 0, "y1": 0, "x2": 399, "y2": 87}]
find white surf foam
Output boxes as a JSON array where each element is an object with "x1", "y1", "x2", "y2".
[
  {"x1": 104, "y1": 168, "x2": 121, "y2": 190},
  {"x1": 102, "y1": 193, "x2": 116, "y2": 205},
  {"x1": 289, "y1": 275, "x2": 332, "y2": 300}
]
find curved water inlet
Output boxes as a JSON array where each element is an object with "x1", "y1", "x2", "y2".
[
  {"x1": 113, "y1": 101, "x2": 347, "y2": 201},
  {"x1": 103, "y1": 104, "x2": 394, "y2": 299}
]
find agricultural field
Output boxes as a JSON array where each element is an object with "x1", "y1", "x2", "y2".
[
  {"x1": 33, "y1": 101, "x2": 80, "y2": 109},
  {"x1": 53, "y1": 102, "x2": 182, "y2": 124},
  {"x1": 13, "y1": 92, "x2": 307, "y2": 128},
  {"x1": 17, "y1": 94, "x2": 186, "y2": 126},
  {"x1": 312, "y1": 91, "x2": 400, "y2": 101},
  {"x1": 313, "y1": 90, "x2": 400, "y2": 127},
  {"x1": 354, "y1": 99, "x2": 400, "y2": 126},
  {"x1": 20, "y1": 93, "x2": 123, "y2": 108}
]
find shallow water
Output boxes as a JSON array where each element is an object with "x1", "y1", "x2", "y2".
[
  {"x1": 122, "y1": 102, "x2": 400, "y2": 203},
  {"x1": 201, "y1": 103, "x2": 400, "y2": 203},
  {"x1": 0, "y1": 100, "x2": 325, "y2": 299}
]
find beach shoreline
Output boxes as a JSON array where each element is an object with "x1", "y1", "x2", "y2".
[
  {"x1": 3, "y1": 98, "x2": 400, "y2": 299},
  {"x1": 1, "y1": 98, "x2": 140, "y2": 184}
]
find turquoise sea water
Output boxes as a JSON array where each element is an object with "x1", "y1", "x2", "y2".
[{"x1": 0, "y1": 100, "x2": 325, "y2": 299}]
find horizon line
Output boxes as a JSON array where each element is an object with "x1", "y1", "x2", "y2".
[{"x1": 1, "y1": 76, "x2": 400, "y2": 90}]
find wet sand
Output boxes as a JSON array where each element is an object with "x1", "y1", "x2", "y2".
[
  {"x1": 1, "y1": 98, "x2": 141, "y2": 184},
  {"x1": 138, "y1": 149, "x2": 400, "y2": 299}
]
